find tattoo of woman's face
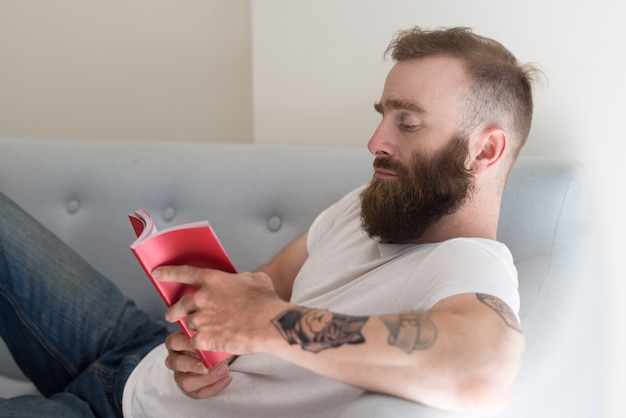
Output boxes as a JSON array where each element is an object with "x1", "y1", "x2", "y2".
[{"x1": 272, "y1": 307, "x2": 368, "y2": 353}]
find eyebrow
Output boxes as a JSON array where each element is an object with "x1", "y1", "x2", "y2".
[{"x1": 373, "y1": 99, "x2": 428, "y2": 115}]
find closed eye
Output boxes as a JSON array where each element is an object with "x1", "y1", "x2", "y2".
[
  {"x1": 397, "y1": 112, "x2": 422, "y2": 132},
  {"x1": 375, "y1": 101, "x2": 423, "y2": 132},
  {"x1": 399, "y1": 123, "x2": 421, "y2": 132}
]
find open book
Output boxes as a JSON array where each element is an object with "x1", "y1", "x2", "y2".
[{"x1": 128, "y1": 209, "x2": 236, "y2": 367}]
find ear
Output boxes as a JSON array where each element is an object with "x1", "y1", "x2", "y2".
[{"x1": 470, "y1": 127, "x2": 507, "y2": 173}]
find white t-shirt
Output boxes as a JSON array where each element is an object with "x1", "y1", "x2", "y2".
[{"x1": 123, "y1": 187, "x2": 519, "y2": 417}]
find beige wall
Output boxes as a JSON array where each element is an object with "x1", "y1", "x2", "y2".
[{"x1": 0, "y1": 0, "x2": 252, "y2": 143}]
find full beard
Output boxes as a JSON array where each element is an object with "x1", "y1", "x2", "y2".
[{"x1": 359, "y1": 136, "x2": 475, "y2": 244}]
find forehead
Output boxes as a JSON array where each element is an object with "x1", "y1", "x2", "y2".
[{"x1": 381, "y1": 56, "x2": 469, "y2": 122}]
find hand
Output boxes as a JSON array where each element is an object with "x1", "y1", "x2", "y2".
[
  {"x1": 153, "y1": 266, "x2": 289, "y2": 354},
  {"x1": 165, "y1": 331, "x2": 233, "y2": 399}
]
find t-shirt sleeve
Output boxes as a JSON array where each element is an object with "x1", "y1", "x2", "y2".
[{"x1": 400, "y1": 239, "x2": 520, "y2": 320}]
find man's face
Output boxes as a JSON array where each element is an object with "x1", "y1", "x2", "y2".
[{"x1": 360, "y1": 56, "x2": 475, "y2": 244}]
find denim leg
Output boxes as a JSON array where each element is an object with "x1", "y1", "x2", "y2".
[
  {"x1": 0, "y1": 393, "x2": 96, "y2": 418},
  {"x1": 0, "y1": 192, "x2": 171, "y2": 417}
]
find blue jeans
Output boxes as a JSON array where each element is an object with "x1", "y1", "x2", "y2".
[{"x1": 0, "y1": 192, "x2": 172, "y2": 417}]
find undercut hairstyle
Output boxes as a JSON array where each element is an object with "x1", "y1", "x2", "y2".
[{"x1": 386, "y1": 27, "x2": 542, "y2": 160}]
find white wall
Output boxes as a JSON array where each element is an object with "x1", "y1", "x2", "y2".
[
  {"x1": 0, "y1": 0, "x2": 252, "y2": 143},
  {"x1": 252, "y1": 1, "x2": 625, "y2": 417}
]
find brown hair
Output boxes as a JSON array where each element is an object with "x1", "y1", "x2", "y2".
[{"x1": 386, "y1": 27, "x2": 541, "y2": 159}]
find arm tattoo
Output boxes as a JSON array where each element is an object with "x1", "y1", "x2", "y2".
[
  {"x1": 476, "y1": 293, "x2": 523, "y2": 333},
  {"x1": 381, "y1": 313, "x2": 437, "y2": 353},
  {"x1": 272, "y1": 307, "x2": 368, "y2": 353}
]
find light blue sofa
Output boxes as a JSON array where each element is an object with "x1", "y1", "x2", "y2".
[{"x1": 0, "y1": 138, "x2": 605, "y2": 417}]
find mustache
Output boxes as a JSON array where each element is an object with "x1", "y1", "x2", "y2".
[{"x1": 372, "y1": 157, "x2": 409, "y2": 174}]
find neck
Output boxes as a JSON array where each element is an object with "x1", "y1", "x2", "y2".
[{"x1": 411, "y1": 193, "x2": 502, "y2": 245}]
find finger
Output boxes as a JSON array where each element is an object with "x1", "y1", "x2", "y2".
[
  {"x1": 152, "y1": 265, "x2": 209, "y2": 285},
  {"x1": 174, "y1": 363, "x2": 232, "y2": 397},
  {"x1": 165, "y1": 331, "x2": 196, "y2": 354},
  {"x1": 165, "y1": 295, "x2": 196, "y2": 323},
  {"x1": 190, "y1": 373, "x2": 233, "y2": 399},
  {"x1": 166, "y1": 350, "x2": 209, "y2": 375}
]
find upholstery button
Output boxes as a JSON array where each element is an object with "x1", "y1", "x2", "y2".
[
  {"x1": 162, "y1": 206, "x2": 176, "y2": 222},
  {"x1": 66, "y1": 198, "x2": 80, "y2": 214},
  {"x1": 267, "y1": 216, "x2": 282, "y2": 232}
]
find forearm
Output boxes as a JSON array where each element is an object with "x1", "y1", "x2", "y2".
[{"x1": 266, "y1": 308, "x2": 432, "y2": 393}]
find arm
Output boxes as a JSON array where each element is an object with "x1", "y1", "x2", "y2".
[
  {"x1": 268, "y1": 293, "x2": 524, "y2": 414},
  {"x1": 156, "y1": 265, "x2": 524, "y2": 415},
  {"x1": 258, "y1": 233, "x2": 308, "y2": 301}
]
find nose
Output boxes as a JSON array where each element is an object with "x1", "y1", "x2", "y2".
[{"x1": 367, "y1": 121, "x2": 394, "y2": 158}]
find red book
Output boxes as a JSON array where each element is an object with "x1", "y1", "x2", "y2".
[{"x1": 128, "y1": 209, "x2": 235, "y2": 367}]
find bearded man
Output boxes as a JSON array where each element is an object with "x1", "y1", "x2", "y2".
[{"x1": 0, "y1": 27, "x2": 538, "y2": 417}]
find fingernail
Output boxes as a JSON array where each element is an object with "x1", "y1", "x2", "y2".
[
  {"x1": 152, "y1": 268, "x2": 161, "y2": 279},
  {"x1": 216, "y1": 365, "x2": 228, "y2": 377}
]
